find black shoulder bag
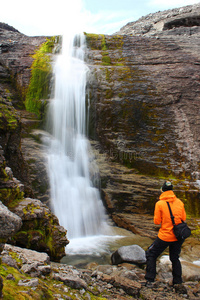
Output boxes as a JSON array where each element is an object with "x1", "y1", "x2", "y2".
[{"x1": 167, "y1": 202, "x2": 191, "y2": 241}]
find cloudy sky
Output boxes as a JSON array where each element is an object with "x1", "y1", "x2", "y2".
[{"x1": 0, "y1": 0, "x2": 199, "y2": 36}]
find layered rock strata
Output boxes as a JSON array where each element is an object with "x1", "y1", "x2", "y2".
[{"x1": 85, "y1": 3, "x2": 200, "y2": 234}]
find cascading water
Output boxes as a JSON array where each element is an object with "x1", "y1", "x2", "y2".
[
  {"x1": 47, "y1": 32, "x2": 108, "y2": 241},
  {"x1": 43, "y1": 1, "x2": 147, "y2": 266},
  {"x1": 44, "y1": 1, "x2": 130, "y2": 262}
]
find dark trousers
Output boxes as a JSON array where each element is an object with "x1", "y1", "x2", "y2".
[{"x1": 145, "y1": 237, "x2": 183, "y2": 284}]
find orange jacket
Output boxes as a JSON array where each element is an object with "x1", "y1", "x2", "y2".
[{"x1": 154, "y1": 190, "x2": 186, "y2": 242}]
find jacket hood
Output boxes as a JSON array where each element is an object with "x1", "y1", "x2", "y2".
[{"x1": 159, "y1": 190, "x2": 176, "y2": 202}]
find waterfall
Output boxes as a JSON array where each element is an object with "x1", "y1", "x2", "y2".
[{"x1": 46, "y1": 32, "x2": 107, "y2": 240}]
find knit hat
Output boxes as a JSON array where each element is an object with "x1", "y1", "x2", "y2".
[{"x1": 161, "y1": 181, "x2": 173, "y2": 192}]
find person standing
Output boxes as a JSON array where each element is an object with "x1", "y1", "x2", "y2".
[{"x1": 145, "y1": 181, "x2": 186, "y2": 286}]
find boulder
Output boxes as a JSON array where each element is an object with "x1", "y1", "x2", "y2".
[
  {"x1": 0, "y1": 201, "x2": 22, "y2": 241},
  {"x1": 111, "y1": 245, "x2": 146, "y2": 265},
  {"x1": 9, "y1": 198, "x2": 69, "y2": 261},
  {"x1": 3, "y1": 244, "x2": 50, "y2": 265}
]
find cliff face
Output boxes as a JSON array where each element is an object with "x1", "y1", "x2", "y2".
[
  {"x1": 0, "y1": 23, "x2": 46, "y2": 185},
  {"x1": 85, "y1": 3, "x2": 200, "y2": 235},
  {"x1": 0, "y1": 25, "x2": 69, "y2": 260}
]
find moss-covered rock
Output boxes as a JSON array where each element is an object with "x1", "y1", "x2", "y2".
[
  {"x1": 0, "y1": 102, "x2": 19, "y2": 132},
  {"x1": 9, "y1": 198, "x2": 69, "y2": 262},
  {"x1": 25, "y1": 37, "x2": 57, "y2": 118}
]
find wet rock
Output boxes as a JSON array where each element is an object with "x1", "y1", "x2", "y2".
[
  {"x1": 91, "y1": 141, "x2": 160, "y2": 237},
  {"x1": 20, "y1": 132, "x2": 50, "y2": 205},
  {"x1": 111, "y1": 245, "x2": 146, "y2": 265}
]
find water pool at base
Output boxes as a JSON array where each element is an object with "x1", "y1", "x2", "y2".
[{"x1": 61, "y1": 226, "x2": 152, "y2": 268}]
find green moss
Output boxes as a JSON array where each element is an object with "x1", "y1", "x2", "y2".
[
  {"x1": 0, "y1": 103, "x2": 18, "y2": 131},
  {"x1": 101, "y1": 34, "x2": 108, "y2": 51},
  {"x1": 0, "y1": 264, "x2": 61, "y2": 299},
  {"x1": 0, "y1": 260, "x2": 128, "y2": 299},
  {"x1": 22, "y1": 203, "x2": 41, "y2": 216},
  {"x1": 176, "y1": 190, "x2": 200, "y2": 217},
  {"x1": 84, "y1": 33, "x2": 103, "y2": 50},
  {"x1": 8, "y1": 251, "x2": 23, "y2": 267},
  {"x1": 10, "y1": 206, "x2": 67, "y2": 261},
  {"x1": 25, "y1": 37, "x2": 56, "y2": 118},
  {"x1": 105, "y1": 68, "x2": 111, "y2": 81},
  {"x1": 105, "y1": 89, "x2": 114, "y2": 99},
  {"x1": 0, "y1": 187, "x2": 24, "y2": 208},
  {"x1": 102, "y1": 55, "x2": 111, "y2": 66},
  {"x1": 111, "y1": 35, "x2": 124, "y2": 49},
  {"x1": 191, "y1": 225, "x2": 200, "y2": 239}
]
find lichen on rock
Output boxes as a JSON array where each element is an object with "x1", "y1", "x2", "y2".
[{"x1": 9, "y1": 198, "x2": 69, "y2": 262}]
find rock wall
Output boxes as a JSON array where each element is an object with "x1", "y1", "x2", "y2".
[
  {"x1": 0, "y1": 23, "x2": 46, "y2": 189},
  {"x1": 0, "y1": 24, "x2": 68, "y2": 260},
  {"x1": 85, "y1": 3, "x2": 200, "y2": 235}
]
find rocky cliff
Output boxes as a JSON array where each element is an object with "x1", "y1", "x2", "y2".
[
  {"x1": 85, "y1": 3, "x2": 200, "y2": 237},
  {"x1": 0, "y1": 23, "x2": 68, "y2": 260}
]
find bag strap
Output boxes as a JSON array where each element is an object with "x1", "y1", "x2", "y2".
[{"x1": 166, "y1": 202, "x2": 176, "y2": 225}]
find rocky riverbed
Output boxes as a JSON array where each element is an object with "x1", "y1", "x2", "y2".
[{"x1": 0, "y1": 241, "x2": 200, "y2": 299}]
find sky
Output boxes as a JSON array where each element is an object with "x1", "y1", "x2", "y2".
[{"x1": 0, "y1": 0, "x2": 200, "y2": 36}]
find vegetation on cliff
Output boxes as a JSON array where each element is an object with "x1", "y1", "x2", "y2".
[
  {"x1": 0, "y1": 103, "x2": 19, "y2": 132},
  {"x1": 25, "y1": 37, "x2": 57, "y2": 118}
]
